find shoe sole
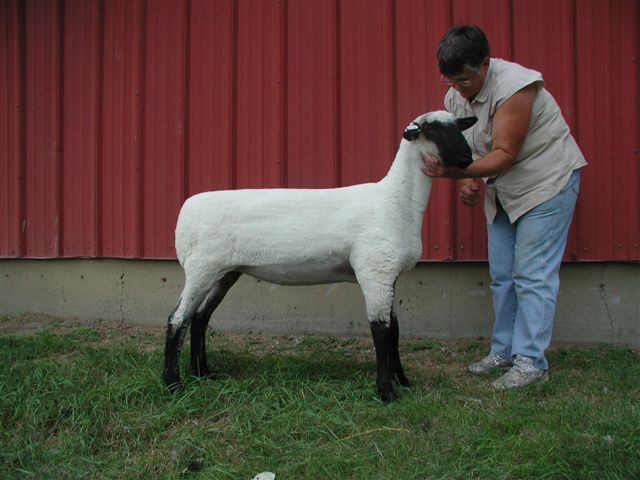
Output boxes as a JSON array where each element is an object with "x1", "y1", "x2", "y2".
[
  {"x1": 468, "y1": 364, "x2": 512, "y2": 375},
  {"x1": 491, "y1": 371, "x2": 549, "y2": 390}
]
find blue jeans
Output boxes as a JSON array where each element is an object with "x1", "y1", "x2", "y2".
[{"x1": 487, "y1": 169, "x2": 581, "y2": 370}]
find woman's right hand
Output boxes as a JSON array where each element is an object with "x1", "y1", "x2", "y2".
[{"x1": 460, "y1": 180, "x2": 481, "y2": 207}]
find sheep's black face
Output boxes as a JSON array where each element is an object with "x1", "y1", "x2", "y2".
[{"x1": 421, "y1": 116, "x2": 477, "y2": 169}]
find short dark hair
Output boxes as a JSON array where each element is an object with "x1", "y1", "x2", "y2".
[{"x1": 437, "y1": 25, "x2": 490, "y2": 76}]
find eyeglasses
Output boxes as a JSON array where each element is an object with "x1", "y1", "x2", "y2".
[{"x1": 441, "y1": 67, "x2": 481, "y2": 88}]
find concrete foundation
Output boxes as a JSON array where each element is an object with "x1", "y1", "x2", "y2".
[{"x1": 1, "y1": 259, "x2": 638, "y2": 347}]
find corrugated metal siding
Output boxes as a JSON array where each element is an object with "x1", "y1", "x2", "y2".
[
  {"x1": 62, "y1": 0, "x2": 101, "y2": 257},
  {"x1": 101, "y1": 0, "x2": 144, "y2": 258},
  {"x1": 0, "y1": 0, "x2": 23, "y2": 257},
  {"x1": 574, "y1": 0, "x2": 640, "y2": 261},
  {"x1": 1, "y1": 0, "x2": 638, "y2": 261}
]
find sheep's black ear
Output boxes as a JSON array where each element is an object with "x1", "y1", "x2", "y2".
[{"x1": 456, "y1": 116, "x2": 477, "y2": 131}]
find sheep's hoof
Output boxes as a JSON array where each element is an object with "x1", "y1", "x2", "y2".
[
  {"x1": 166, "y1": 381, "x2": 183, "y2": 394},
  {"x1": 191, "y1": 365, "x2": 215, "y2": 379},
  {"x1": 162, "y1": 372, "x2": 183, "y2": 394},
  {"x1": 379, "y1": 388, "x2": 398, "y2": 404},
  {"x1": 395, "y1": 374, "x2": 411, "y2": 387},
  {"x1": 191, "y1": 368, "x2": 216, "y2": 380}
]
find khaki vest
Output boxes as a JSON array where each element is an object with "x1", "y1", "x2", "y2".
[{"x1": 445, "y1": 58, "x2": 587, "y2": 223}]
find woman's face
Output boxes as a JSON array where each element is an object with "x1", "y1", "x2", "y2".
[{"x1": 441, "y1": 58, "x2": 490, "y2": 99}]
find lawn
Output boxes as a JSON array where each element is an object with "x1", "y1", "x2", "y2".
[{"x1": 1, "y1": 314, "x2": 638, "y2": 479}]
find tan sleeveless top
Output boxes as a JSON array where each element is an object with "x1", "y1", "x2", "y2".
[{"x1": 444, "y1": 58, "x2": 587, "y2": 223}]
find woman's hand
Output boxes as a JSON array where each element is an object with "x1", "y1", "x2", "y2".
[
  {"x1": 421, "y1": 153, "x2": 446, "y2": 177},
  {"x1": 421, "y1": 153, "x2": 467, "y2": 179},
  {"x1": 422, "y1": 154, "x2": 481, "y2": 207},
  {"x1": 459, "y1": 180, "x2": 481, "y2": 207}
]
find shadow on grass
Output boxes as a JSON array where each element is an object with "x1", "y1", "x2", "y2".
[{"x1": 186, "y1": 347, "x2": 375, "y2": 384}]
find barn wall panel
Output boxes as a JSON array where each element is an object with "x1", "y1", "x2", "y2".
[
  {"x1": 338, "y1": 0, "x2": 395, "y2": 187},
  {"x1": 24, "y1": 0, "x2": 61, "y2": 257},
  {"x1": 235, "y1": 0, "x2": 283, "y2": 190},
  {"x1": 1, "y1": 0, "x2": 638, "y2": 262},
  {"x1": 286, "y1": 0, "x2": 337, "y2": 189},
  {"x1": 187, "y1": 0, "x2": 235, "y2": 196},
  {"x1": 574, "y1": 0, "x2": 639, "y2": 261},
  {"x1": 100, "y1": 0, "x2": 145, "y2": 258},
  {"x1": 141, "y1": 0, "x2": 187, "y2": 259},
  {"x1": 0, "y1": 0, "x2": 23, "y2": 257},
  {"x1": 61, "y1": 0, "x2": 101, "y2": 257}
]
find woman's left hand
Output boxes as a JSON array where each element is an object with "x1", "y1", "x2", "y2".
[
  {"x1": 421, "y1": 153, "x2": 443, "y2": 177},
  {"x1": 421, "y1": 153, "x2": 464, "y2": 179}
]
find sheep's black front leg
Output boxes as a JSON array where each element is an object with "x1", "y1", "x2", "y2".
[
  {"x1": 370, "y1": 320, "x2": 397, "y2": 403},
  {"x1": 389, "y1": 310, "x2": 410, "y2": 387}
]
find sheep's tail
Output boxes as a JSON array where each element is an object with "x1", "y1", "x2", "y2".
[
  {"x1": 175, "y1": 237, "x2": 191, "y2": 267},
  {"x1": 174, "y1": 200, "x2": 197, "y2": 267}
]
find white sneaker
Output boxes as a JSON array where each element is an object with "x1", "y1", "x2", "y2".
[
  {"x1": 468, "y1": 352, "x2": 513, "y2": 374},
  {"x1": 492, "y1": 355, "x2": 548, "y2": 389}
]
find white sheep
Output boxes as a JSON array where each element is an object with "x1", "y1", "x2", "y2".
[{"x1": 163, "y1": 110, "x2": 477, "y2": 403}]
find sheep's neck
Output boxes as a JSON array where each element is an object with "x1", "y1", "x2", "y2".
[{"x1": 382, "y1": 140, "x2": 434, "y2": 226}]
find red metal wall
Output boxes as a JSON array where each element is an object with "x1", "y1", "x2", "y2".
[{"x1": 1, "y1": 0, "x2": 638, "y2": 261}]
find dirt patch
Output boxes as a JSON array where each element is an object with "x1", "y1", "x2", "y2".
[{"x1": 0, "y1": 312, "x2": 62, "y2": 336}]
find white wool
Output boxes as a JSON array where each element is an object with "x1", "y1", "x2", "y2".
[{"x1": 420, "y1": 110, "x2": 456, "y2": 125}]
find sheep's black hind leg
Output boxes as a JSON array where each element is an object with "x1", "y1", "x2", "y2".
[
  {"x1": 388, "y1": 310, "x2": 410, "y2": 387},
  {"x1": 190, "y1": 272, "x2": 241, "y2": 378},
  {"x1": 163, "y1": 270, "x2": 215, "y2": 393},
  {"x1": 163, "y1": 300, "x2": 193, "y2": 393}
]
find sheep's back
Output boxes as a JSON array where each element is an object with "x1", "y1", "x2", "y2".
[{"x1": 175, "y1": 184, "x2": 383, "y2": 269}]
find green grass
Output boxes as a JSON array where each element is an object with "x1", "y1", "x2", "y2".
[{"x1": 0, "y1": 316, "x2": 638, "y2": 479}]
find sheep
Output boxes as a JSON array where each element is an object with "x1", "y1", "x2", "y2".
[{"x1": 162, "y1": 110, "x2": 477, "y2": 403}]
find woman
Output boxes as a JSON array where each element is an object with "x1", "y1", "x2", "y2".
[{"x1": 423, "y1": 25, "x2": 587, "y2": 389}]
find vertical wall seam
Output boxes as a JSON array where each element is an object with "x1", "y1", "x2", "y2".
[
  {"x1": 18, "y1": 0, "x2": 27, "y2": 257},
  {"x1": 570, "y1": 0, "x2": 580, "y2": 259},
  {"x1": 280, "y1": 0, "x2": 288, "y2": 188},
  {"x1": 334, "y1": 0, "x2": 342, "y2": 187},
  {"x1": 95, "y1": 0, "x2": 105, "y2": 257},
  {"x1": 629, "y1": 0, "x2": 640, "y2": 261},
  {"x1": 570, "y1": 0, "x2": 579, "y2": 138},
  {"x1": 446, "y1": 0, "x2": 455, "y2": 259},
  {"x1": 389, "y1": 0, "x2": 398, "y2": 161},
  {"x1": 230, "y1": 0, "x2": 238, "y2": 190},
  {"x1": 182, "y1": 0, "x2": 191, "y2": 200},
  {"x1": 137, "y1": 0, "x2": 148, "y2": 258},
  {"x1": 636, "y1": 0, "x2": 640, "y2": 260},
  {"x1": 57, "y1": 0, "x2": 65, "y2": 257},
  {"x1": 508, "y1": 0, "x2": 515, "y2": 60}
]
